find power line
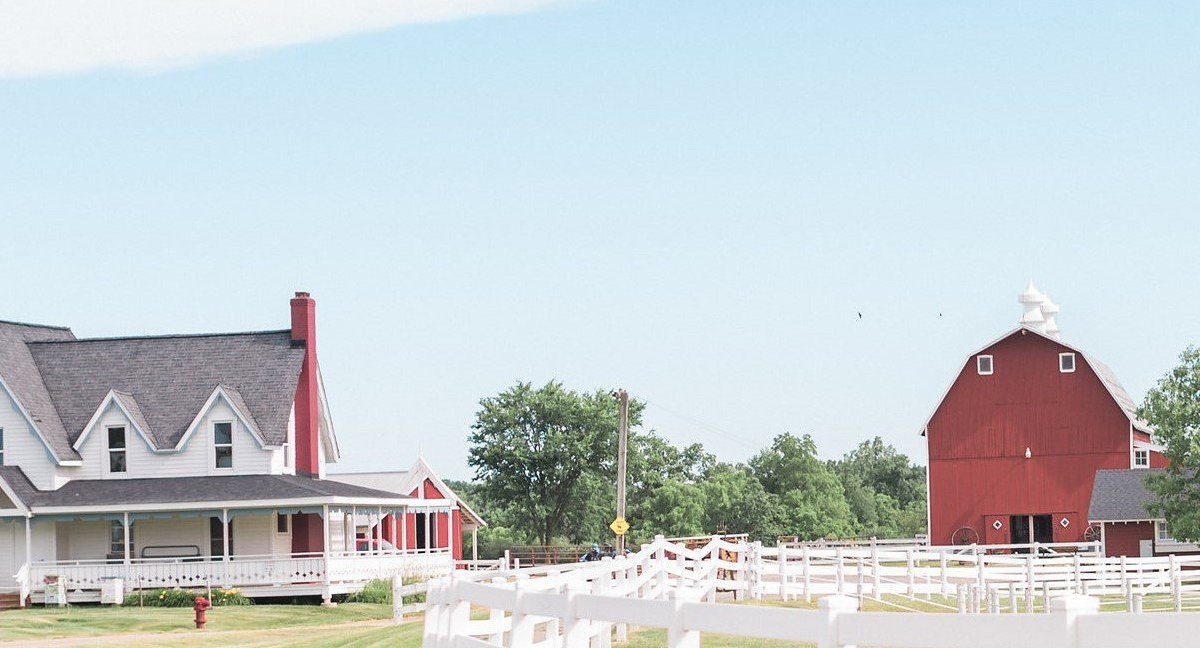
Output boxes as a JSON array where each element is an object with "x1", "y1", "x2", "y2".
[{"x1": 643, "y1": 399, "x2": 761, "y2": 451}]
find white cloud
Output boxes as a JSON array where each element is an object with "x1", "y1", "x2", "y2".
[{"x1": 0, "y1": 0, "x2": 565, "y2": 78}]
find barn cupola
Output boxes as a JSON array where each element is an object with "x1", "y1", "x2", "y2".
[
  {"x1": 1018, "y1": 281, "x2": 1046, "y2": 331},
  {"x1": 1040, "y1": 296, "x2": 1061, "y2": 340}
]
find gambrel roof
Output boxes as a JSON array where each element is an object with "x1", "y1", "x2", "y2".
[
  {"x1": 921, "y1": 325, "x2": 1152, "y2": 436},
  {"x1": 0, "y1": 319, "x2": 307, "y2": 463}
]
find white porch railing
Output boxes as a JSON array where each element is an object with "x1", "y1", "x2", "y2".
[{"x1": 23, "y1": 549, "x2": 453, "y2": 599}]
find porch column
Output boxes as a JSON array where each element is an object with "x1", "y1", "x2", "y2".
[
  {"x1": 351, "y1": 506, "x2": 357, "y2": 552},
  {"x1": 24, "y1": 515, "x2": 31, "y2": 568},
  {"x1": 390, "y1": 511, "x2": 398, "y2": 556},
  {"x1": 122, "y1": 512, "x2": 131, "y2": 566},
  {"x1": 400, "y1": 506, "x2": 407, "y2": 553},
  {"x1": 472, "y1": 526, "x2": 479, "y2": 563},
  {"x1": 343, "y1": 508, "x2": 352, "y2": 554},
  {"x1": 376, "y1": 507, "x2": 384, "y2": 557},
  {"x1": 221, "y1": 509, "x2": 230, "y2": 560},
  {"x1": 424, "y1": 510, "x2": 431, "y2": 554},
  {"x1": 321, "y1": 504, "x2": 331, "y2": 604}
]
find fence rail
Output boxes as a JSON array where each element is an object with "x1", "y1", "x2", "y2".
[{"x1": 421, "y1": 535, "x2": 1200, "y2": 648}]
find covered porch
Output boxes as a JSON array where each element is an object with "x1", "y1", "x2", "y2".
[{"x1": 1, "y1": 471, "x2": 457, "y2": 605}]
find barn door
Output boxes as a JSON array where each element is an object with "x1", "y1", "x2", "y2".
[
  {"x1": 1032, "y1": 515, "x2": 1054, "y2": 544},
  {"x1": 1009, "y1": 515, "x2": 1030, "y2": 546}
]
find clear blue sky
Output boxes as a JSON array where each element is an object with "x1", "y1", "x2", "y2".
[{"x1": 1, "y1": 2, "x2": 1197, "y2": 479}]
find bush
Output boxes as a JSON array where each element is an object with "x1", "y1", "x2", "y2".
[
  {"x1": 345, "y1": 579, "x2": 392, "y2": 604},
  {"x1": 344, "y1": 577, "x2": 426, "y2": 605},
  {"x1": 124, "y1": 586, "x2": 252, "y2": 607}
]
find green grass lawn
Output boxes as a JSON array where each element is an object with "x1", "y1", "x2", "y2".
[{"x1": 0, "y1": 603, "x2": 398, "y2": 644}]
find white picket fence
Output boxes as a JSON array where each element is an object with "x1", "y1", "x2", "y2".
[{"x1": 421, "y1": 535, "x2": 1200, "y2": 648}]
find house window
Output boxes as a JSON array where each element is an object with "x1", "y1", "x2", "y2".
[
  {"x1": 1059, "y1": 353, "x2": 1076, "y2": 373},
  {"x1": 109, "y1": 520, "x2": 132, "y2": 556},
  {"x1": 282, "y1": 443, "x2": 291, "y2": 468},
  {"x1": 1134, "y1": 449, "x2": 1150, "y2": 468},
  {"x1": 210, "y1": 517, "x2": 232, "y2": 558},
  {"x1": 214, "y1": 422, "x2": 233, "y2": 469},
  {"x1": 976, "y1": 355, "x2": 994, "y2": 375},
  {"x1": 107, "y1": 426, "x2": 127, "y2": 473},
  {"x1": 276, "y1": 513, "x2": 290, "y2": 534},
  {"x1": 1157, "y1": 522, "x2": 1175, "y2": 543}
]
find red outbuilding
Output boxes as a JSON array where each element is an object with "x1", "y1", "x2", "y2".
[{"x1": 922, "y1": 283, "x2": 1170, "y2": 555}]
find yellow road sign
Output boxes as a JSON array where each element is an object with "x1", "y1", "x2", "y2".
[{"x1": 610, "y1": 517, "x2": 630, "y2": 536}]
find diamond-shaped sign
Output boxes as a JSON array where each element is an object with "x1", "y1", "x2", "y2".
[
  {"x1": 610, "y1": 517, "x2": 630, "y2": 536},
  {"x1": 993, "y1": 520, "x2": 1003, "y2": 530},
  {"x1": 1060, "y1": 517, "x2": 1070, "y2": 528}
]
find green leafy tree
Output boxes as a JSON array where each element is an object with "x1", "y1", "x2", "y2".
[
  {"x1": 701, "y1": 463, "x2": 785, "y2": 541},
  {"x1": 468, "y1": 381, "x2": 642, "y2": 545},
  {"x1": 749, "y1": 433, "x2": 855, "y2": 539},
  {"x1": 832, "y1": 437, "x2": 927, "y2": 537},
  {"x1": 1141, "y1": 346, "x2": 1200, "y2": 541}
]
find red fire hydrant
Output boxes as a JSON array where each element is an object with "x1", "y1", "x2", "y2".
[{"x1": 193, "y1": 596, "x2": 211, "y2": 630}]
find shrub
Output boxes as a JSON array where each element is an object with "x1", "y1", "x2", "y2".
[
  {"x1": 124, "y1": 586, "x2": 252, "y2": 607},
  {"x1": 345, "y1": 577, "x2": 426, "y2": 605}
]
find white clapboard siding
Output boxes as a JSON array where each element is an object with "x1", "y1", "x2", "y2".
[{"x1": 0, "y1": 389, "x2": 59, "y2": 490}]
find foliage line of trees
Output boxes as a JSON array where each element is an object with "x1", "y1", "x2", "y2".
[{"x1": 456, "y1": 381, "x2": 926, "y2": 556}]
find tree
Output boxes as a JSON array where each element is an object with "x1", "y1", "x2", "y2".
[
  {"x1": 1140, "y1": 346, "x2": 1200, "y2": 541},
  {"x1": 749, "y1": 433, "x2": 855, "y2": 539},
  {"x1": 467, "y1": 381, "x2": 642, "y2": 546},
  {"x1": 832, "y1": 437, "x2": 928, "y2": 537}
]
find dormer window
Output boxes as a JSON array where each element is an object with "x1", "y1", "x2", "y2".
[
  {"x1": 1134, "y1": 449, "x2": 1150, "y2": 469},
  {"x1": 1059, "y1": 353, "x2": 1076, "y2": 373},
  {"x1": 107, "y1": 426, "x2": 127, "y2": 473},
  {"x1": 977, "y1": 355, "x2": 994, "y2": 375},
  {"x1": 214, "y1": 422, "x2": 233, "y2": 469}
]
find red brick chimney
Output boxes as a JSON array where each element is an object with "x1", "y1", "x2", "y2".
[
  {"x1": 290, "y1": 292, "x2": 320, "y2": 477},
  {"x1": 290, "y1": 292, "x2": 325, "y2": 555}
]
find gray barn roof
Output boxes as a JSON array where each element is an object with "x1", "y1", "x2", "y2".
[
  {"x1": 1088, "y1": 468, "x2": 1164, "y2": 522},
  {"x1": 27, "y1": 330, "x2": 304, "y2": 450}
]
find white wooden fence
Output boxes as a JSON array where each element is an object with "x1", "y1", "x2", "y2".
[{"x1": 421, "y1": 535, "x2": 1200, "y2": 648}]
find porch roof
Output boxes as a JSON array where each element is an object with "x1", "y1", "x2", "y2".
[
  {"x1": 1088, "y1": 468, "x2": 1165, "y2": 522},
  {"x1": 1, "y1": 468, "x2": 420, "y2": 514}
]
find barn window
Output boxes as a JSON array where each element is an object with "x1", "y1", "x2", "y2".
[
  {"x1": 1134, "y1": 449, "x2": 1149, "y2": 468},
  {"x1": 1059, "y1": 353, "x2": 1076, "y2": 373},
  {"x1": 976, "y1": 355, "x2": 993, "y2": 375}
]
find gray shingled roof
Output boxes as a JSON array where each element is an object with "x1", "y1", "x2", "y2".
[
  {"x1": 28, "y1": 331, "x2": 304, "y2": 450},
  {"x1": 1088, "y1": 468, "x2": 1163, "y2": 522},
  {"x1": 0, "y1": 321, "x2": 79, "y2": 461},
  {"x1": 26, "y1": 472, "x2": 410, "y2": 509},
  {"x1": 0, "y1": 465, "x2": 41, "y2": 507}
]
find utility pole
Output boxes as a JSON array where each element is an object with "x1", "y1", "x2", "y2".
[{"x1": 615, "y1": 388, "x2": 629, "y2": 554}]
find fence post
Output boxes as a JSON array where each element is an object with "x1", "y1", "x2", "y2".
[
  {"x1": 1025, "y1": 554, "x2": 1036, "y2": 613},
  {"x1": 817, "y1": 595, "x2": 859, "y2": 648},
  {"x1": 510, "y1": 579, "x2": 535, "y2": 648},
  {"x1": 1073, "y1": 553, "x2": 1082, "y2": 593},
  {"x1": 871, "y1": 545, "x2": 880, "y2": 597},
  {"x1": 1171, "y1": 554, "x2": 1182, "y2": 612},
  {"x1": 616, "y1": 565, "x2": 629, "y2": 642},
  {"x1": 1051, "y1": 594, "x2": 1100, "y2": 646},
  {"x1": 421, "y1": 578, "x2": 444, "y2": 647},
  {"x1": 905, "y1": 547, "x2": 915, "y2": 598},
  {"x1": 667, "y1": 588, "x2": 701, "y2": 648},
  {"x1": 956, "y1": 584, "x2": 966, "y2": 614},
  {"x1": 1132, "y1": 592, "x2": 1143, "y2": 613},
  {"x1": 1119, "y1": 555, "x2": 1128, "y2": 605},
  {"x1": 1007, "y1": 582, "x2": 1016, "y2": 614},
  {"x1": 855, "y1": 557, "x2": 864, "y2": 607},
  {"x1": 488, "y1": 576, "x2": 506, "y2": 645},
  {"x1": 779, "y1": 543, "x2": 789, "y2": 601},
  {"x1": 939, "y1": 549, "x2": 949, "y2": 596},
  {"x1": 802, "y1": 546, "x2": 812, "y2": 603},
  {"x1": 835, "y1": 547, "x2": 845, "y2": 595},
  {"x1": 444, "y1": 579, "x2": 472, "y2": 648},
  {"x1": 753, "y1": 541, "x2": 764, "y2": 600},
  {"x1": 504, "y1": 549, "x2": 512, "y2": 572},
  {"x1": 392, "y1": 573, "x2": 403, "y2": 624},
  {"x1": 656, "y1": 535, "x2": 668, "y2": 600}
]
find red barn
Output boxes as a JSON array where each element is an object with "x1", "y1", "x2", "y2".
[{"x1": 923, "y1": 283, "x2": 1167, "y2": 554}]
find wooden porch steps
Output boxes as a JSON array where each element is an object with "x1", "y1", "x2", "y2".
[{"x1": 0, "y1": 592, "x2": 26, "y2": 611}]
